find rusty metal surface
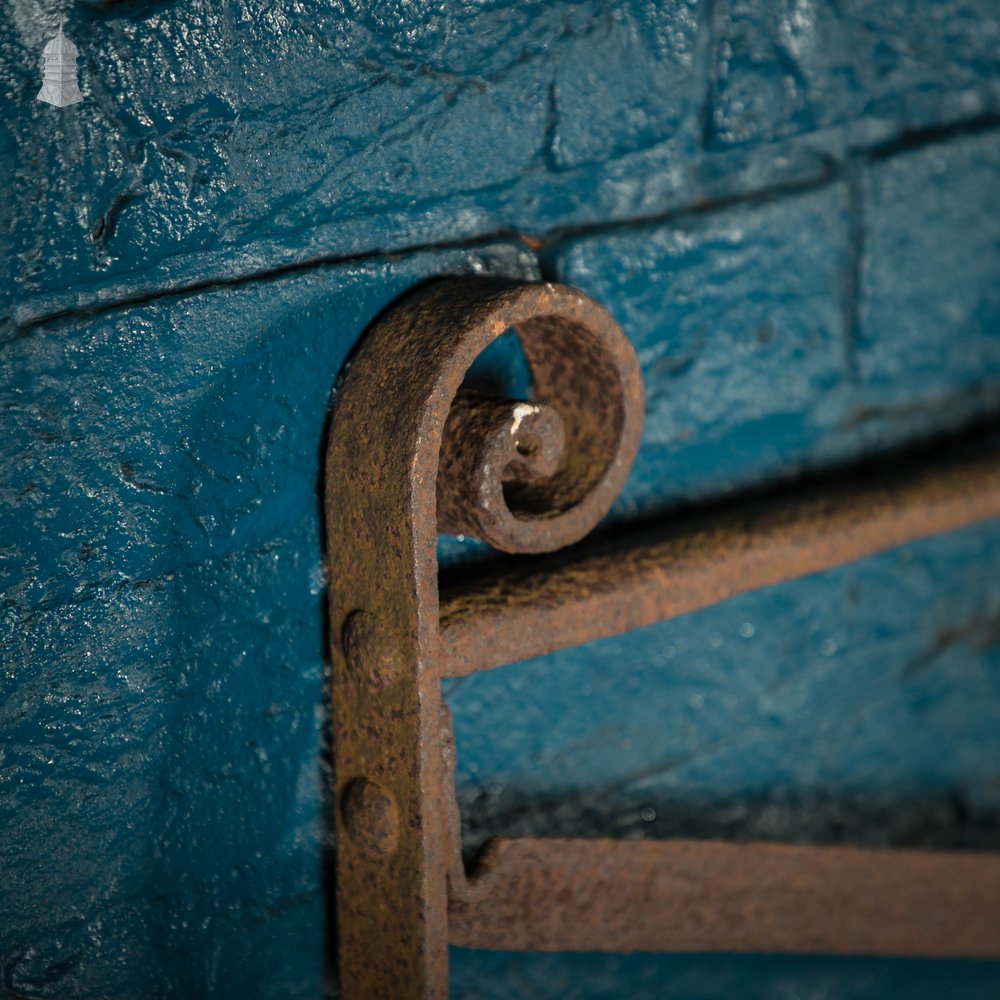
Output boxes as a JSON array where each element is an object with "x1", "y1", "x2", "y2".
[
  {"x1": 434, "y1": 301, "x2": 644, "y2": 555},
  {"x1": 437, "y1": 392, "x2": 566, "y2": 551},
  {"x1": 440, "y1": 447, "x2": 1000, "y2": 676},
  {"x1": 325, "y1": 277, "x2": 643, "y2": 998},
  {"x1": 327, "y1": 275, "x2": 1000, "y2": 999},
  {"x1": 449, "y1": 837, "x2": 1000, "y2": 956}
]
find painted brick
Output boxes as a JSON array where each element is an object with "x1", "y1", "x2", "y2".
[
  {"x1": 8, "y1": 0, "x2": 998, "y2": 325},
  {"x1": 856, "y1": 131, "x2": 1000, "y2": 408},
  {"x1": 549, "y1": 0, "x2": 700, "y2": 169},
  {"x1": 545, "y1": 182, "x2": 852, "y2": 513},
  {"x1": 708, "y1": 0, "x2": 1000, "y2": 148},
  {"x1": 2, "y1": 1, "x2": 703, "y2": 323},
  {"x1": 1, "y1": 523, "x2": 326, "y2": 999},
  {"x1": 451, "y1": 948, "x2": 1000, "y2": 1000},
  {"x1": 444, "y1": 520, "x2": 1000, "y2": 843},
  {"x1": 449, "y1": 951, "x2": 1000, "y2": 1000}
]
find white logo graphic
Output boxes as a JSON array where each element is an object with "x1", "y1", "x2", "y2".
[{"x1": 37, "y1": 25, "x2": 83, "y2": 107}]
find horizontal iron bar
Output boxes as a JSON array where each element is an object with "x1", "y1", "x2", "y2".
[
  {"x1": 439, "y1": 450, "x2": 1000, "y2": 676},
  {"x1": 448, "y1": 837, "x2": 1000, "y2": 956}
]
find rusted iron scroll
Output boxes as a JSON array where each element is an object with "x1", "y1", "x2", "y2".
[{"x1": 326, "y1": 277, "x2": 1000, "y2": 999}]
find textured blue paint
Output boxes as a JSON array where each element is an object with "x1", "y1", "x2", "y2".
[
  {"x1": 445, "y1": 522, "x2": 1000, "y2": 837},
  {"x1": 3, "y1": 1, "x2": 1000, "y2": 998},
  {"x1": 707, "y1": 0, "x2": 1000, "y2": 149},
  {"x1": 1, "y1": 243, "x2": 538, "y2": 999},
  {"x1": 858, "y1": 131, "x2": 1000, "y2": 403},
  {"x1": 2, "y1": 0, "x2": 706, "y2": 322},
  {"x1": 545, "y1": 133, "x2": 1000, "y2": 518},
  {"x1": 548, "y1": 182, "x2": 853, "y2": 511},
  {"x1": 5, "y1": 0, "x2": 1000, "y2": 323},
  {"x1": 450, "y1": 952, "x2": 1000, "y2": 1000}
]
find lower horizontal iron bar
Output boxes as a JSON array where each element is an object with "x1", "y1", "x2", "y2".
[
  {"x1": 448, "y1": 838, "x2": 1000, "y2": 956},
  {"x1": 440, "y1": 450, "x2": 1000, "y2": 676}
]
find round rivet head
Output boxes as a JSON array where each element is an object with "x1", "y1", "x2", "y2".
[
  {"x1": 341, "y1": 611, "x2": 398, "y2": 688},
  {"x1": 342, "y1": 778, "x2": 399, "y2": 858}
]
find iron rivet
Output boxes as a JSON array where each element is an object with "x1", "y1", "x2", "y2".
[
  {"x1": 341, "y1": 610, "x2": 398, "y2": 688},
  {"x1": 342, "y1": 778, "x2": 399, "y2": 858}
]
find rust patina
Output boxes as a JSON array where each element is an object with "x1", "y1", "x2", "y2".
[{"x1": 325, "y1": 277, "x2": 1000, "y2": 999}]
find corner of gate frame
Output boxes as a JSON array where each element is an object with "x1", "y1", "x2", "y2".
[{"x1": 323, "y1": 277, "x2": 644, "y2": 999}]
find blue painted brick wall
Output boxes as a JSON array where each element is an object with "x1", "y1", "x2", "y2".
[
  {"x1": 2, "y1": 1, "x2": 1000, "y2": 997},
  {"x1": 858, "y1": 131, "x2": 1000, "y2": 405},
  {"x1": 547, "y1": 182, "x2": 853, "y2": 510}
]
